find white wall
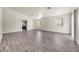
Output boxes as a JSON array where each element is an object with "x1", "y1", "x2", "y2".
[
  {"x1": 39, "y1": 13, "x2": 71, "y2": 34},
  {"x1": 27, "y1": 18, "x2": 34, "y2": 30},
  {"x1": 3, "y1": 8, "x2": 34, "y2": 33},
  {"x1": 74, "y1": 8, "x2": 79, "y2": 45},
  {"x1": 0, "y1": 8, "x2": 3, "y2": 42},
  {"x1": 71, "y1": 12, "x2": 74, "y2": 40},
  {"x1": 33, "y1": 20, "x2": 40, "y2": 29}
]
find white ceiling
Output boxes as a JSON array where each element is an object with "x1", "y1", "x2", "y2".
[{"x1": 8, "y1": 7, "x2": 76, "y2": 19}]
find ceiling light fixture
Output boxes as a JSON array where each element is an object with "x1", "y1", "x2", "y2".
[{"x1": 47, "y1": 7, "x2": 51, "y2": 9}]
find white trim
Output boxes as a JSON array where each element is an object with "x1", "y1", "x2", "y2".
[
  {"x1": 3, "y1": 30, "x2": 22, "y2": 34},
  {"x1": 39, "y1": 29, "x2": 70, "y2": 34}
]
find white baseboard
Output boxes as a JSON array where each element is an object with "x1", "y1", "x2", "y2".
[
  {"x1": 3, "y1": 28, "x2": 35, "y2": 34},
  {"x1": 39, "y1": 29, "x2": 70, "y2": 34},
  {"x1": 3, "y1": 30, "x2": 22, "y2": 34},
  {"x1": 3, "y1": 30, "x2": 32, "y2": 34}
]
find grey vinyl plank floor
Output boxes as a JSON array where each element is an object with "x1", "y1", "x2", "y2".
[{"x1": 0, "y1": 30, "x2": 79, "y2": 52}]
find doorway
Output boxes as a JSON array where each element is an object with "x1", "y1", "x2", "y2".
[{"x1": 22, "y1": 20, "x2": 27, "y2": 31}]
